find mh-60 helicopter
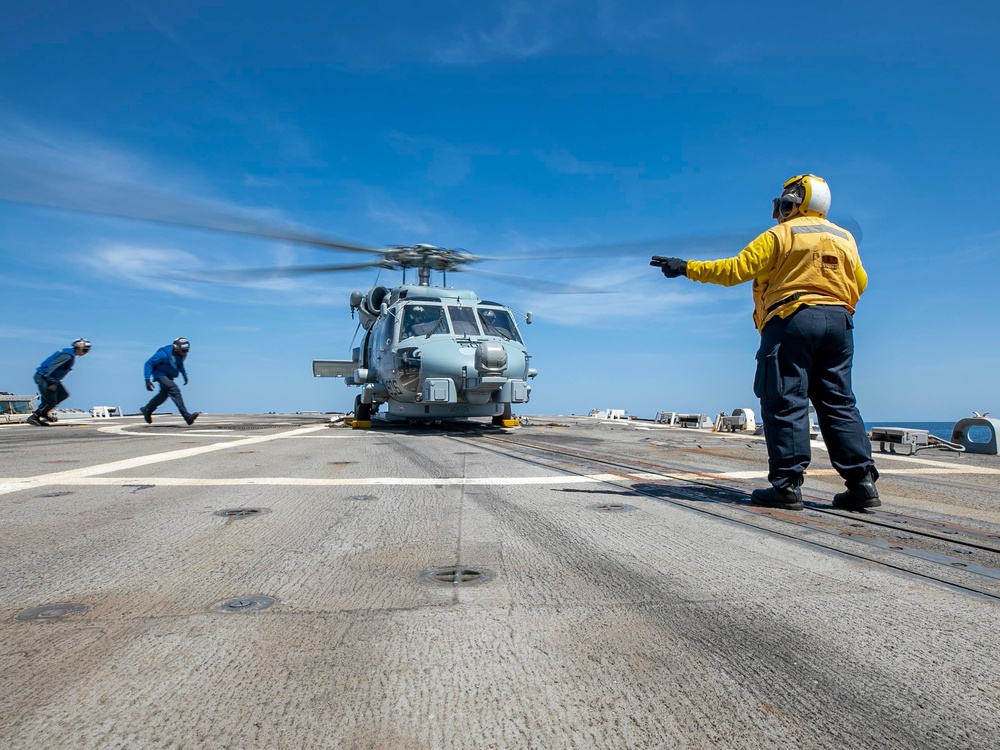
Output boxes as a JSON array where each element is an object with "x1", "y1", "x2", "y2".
[{"x1": 310, "y1": 243, "x2": 535, "y2": 426}]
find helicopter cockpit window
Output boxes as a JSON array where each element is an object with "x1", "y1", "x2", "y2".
[
  {"x1": 448, "y1": 306, "x2": 481, "y2": 336},
  {"x1": 401, "y1": 304, "x2": 450, "y2": 339},
  {"x1": 477, "y1": 307, "x2": 521, "y2": 343}
]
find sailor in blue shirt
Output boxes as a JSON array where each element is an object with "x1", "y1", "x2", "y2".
[
  {"x1": 27, "y1": 338, "x2": 92, "y2": 426},
  {"x1": 140, "y1": 338, "x2": 200, "y2": 425}
]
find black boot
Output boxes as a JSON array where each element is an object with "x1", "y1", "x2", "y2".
[
  {"x1": 26, "y1": 412, "x2": 49, "y2": 427},
  {"x1": 750, "y1": 484, "x2": 804, "y2": 511},
  {"x1": 185, "y1": 412, "x2": 201, "y2": 426},
  {"x1": 833, "y1": 469, "x2": 880, "y2": 511}
]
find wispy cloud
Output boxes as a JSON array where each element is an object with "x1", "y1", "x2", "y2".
[
  {"x1": 385, "y1": 131, "x2": 500, "y2": 187},
  {"x1": 473, "y1": 258, "x2": 715, "y2": 327},
  {"x1": 428, "y1": 2, "x2": 696, "y2": 66},
  {"x1": 0, "y1": 323, "x2": 77, "y2": 344},
  {"x1": 534, "y1": 146, "x2": 616, "y2": 177},
  {"x1": 74, "y1": 241, "x2": 364, "y2": 305},
  {"x1": 79, "y1": 244, "x2": 205, "y2": 296},
  {"x1": 0, "y1": 120, "x2": 348, "y2": 260},
  {"x1": 433, "y1": 3, "x2": 555, "y2": 65},
  {"x1": 365, "y1": 194, "x2": 433, "y2": 237}
]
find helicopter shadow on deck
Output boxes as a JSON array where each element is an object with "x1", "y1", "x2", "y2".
[{"x1": 630, "y1": 482, "x2": 751, "y2": 506}]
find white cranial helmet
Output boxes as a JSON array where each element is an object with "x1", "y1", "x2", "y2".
[{"x1": 772, "y1": 174, "x2": 831, "y2": 221}]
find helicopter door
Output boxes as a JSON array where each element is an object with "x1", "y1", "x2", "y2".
[{"x1": 362, "y1": 328, "x2": 374, "y2": 368}]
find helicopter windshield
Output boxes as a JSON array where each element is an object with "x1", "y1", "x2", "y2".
[
  {"x1": 477, "y1": 307, "x2": 521, "y2": 342},
  {"x1": 401, "y1": 304, "x2": 450, "y2": 339},
  {"x1": 448, "y1": 306, "x2": 481, "y2": 336}
]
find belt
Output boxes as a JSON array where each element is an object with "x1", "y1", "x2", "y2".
[{"x1": 766, "y1": 292, "x2": 802, "y2": 314}]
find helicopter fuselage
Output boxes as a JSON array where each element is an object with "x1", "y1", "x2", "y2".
[{"x1": 314, "y1": 285, "x2": 536, "y2": 422}]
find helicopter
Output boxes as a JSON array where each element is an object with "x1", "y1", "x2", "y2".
[{"x1": 307, "y1": 243, "x2": 536, "y2": 426}]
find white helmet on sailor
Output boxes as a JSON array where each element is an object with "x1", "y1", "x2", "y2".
[{"x1": 772, "y1": 174, "x2": 832, "y2": 221}]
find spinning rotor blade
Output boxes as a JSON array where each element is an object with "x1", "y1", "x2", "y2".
[
  {"x1": 0, "y1": 156, "x2": 381, "y2": 255},
  {"x1": 473, "y1": 230, "x2": 758, "y2": 263},
  {"x1": 836, "y1": 215, "x2": 863, "y2": 244},
  {"x1": 175, "y1": 260, "x2": 387, "y2": 283},
  {"x1": 464, "y1": 268, "x2": 611, "y2": 295},
  {"x1": 477, "y1": 217, "x2": 862, "y2": 263}
]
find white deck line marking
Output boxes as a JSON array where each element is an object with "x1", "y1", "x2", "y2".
[
  {"x1": 3, "y1": 474, "x2": 624, "y2": 488},
  {"x1": 96, "y1": 430, "x2": 356, "y2": 439},
  {"x1": 0, "y1": 424, "x2": 331, "y2": 496},
  {"x1": 3, "y1": 465, "x2": 992, "y2": 493},
  {"x1": 96, "y1": 424, "x2": 356, "y2": 438}
]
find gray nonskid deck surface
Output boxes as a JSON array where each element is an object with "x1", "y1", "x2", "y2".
[{"x1": 1, "y1": 414, "x2": 998, "y2": 748}]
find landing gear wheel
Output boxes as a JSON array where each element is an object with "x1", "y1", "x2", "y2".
[
  {"x1": 354, "y1": 395, "x2": 372, "y2": 422},
  {"x1": 492, "y1": 404, "x2": 513, "y2": 427}
]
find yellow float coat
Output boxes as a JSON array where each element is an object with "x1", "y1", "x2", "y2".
[{"x1": 686, "y1": 216, "x2": 868, "y2": 332}]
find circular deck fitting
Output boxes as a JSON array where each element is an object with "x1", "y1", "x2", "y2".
[
  {"x1": 211, "y1": 595, "x2": 275, "y2": 613},
  {"x1": 346, "y1": 494, "x2": 377, "y2": 502},
  {"x1": 16, "y1": 603, "x2": 89, "y2": 622},
  {"x1": 590, "y1": 502, "x2": 638, "y2": 513},
  {"x1": 214, "y1": 507, "x2": 271, "y2": 518},
  {"x1": 419, "y1": 566, "x2": 494, "y2": 587}
]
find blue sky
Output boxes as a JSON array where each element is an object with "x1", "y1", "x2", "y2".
[{"x1": 1, "y1": 1, "x2": 997, "y2": 421}]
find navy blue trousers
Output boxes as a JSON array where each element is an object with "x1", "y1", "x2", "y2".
[
  {"x1": 144, "y1": 376, "x2": 193, "y2": 420},
  {"x1": 754, "y1": 305, "x2": 874, "y2": 489},
  {"x1": 34, "y1": 373, "x2": 68, "y2": 416}
]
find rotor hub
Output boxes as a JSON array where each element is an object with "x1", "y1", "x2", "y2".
[{"x1": 382, "y1": 245, "x2": 475, "y2": 273}]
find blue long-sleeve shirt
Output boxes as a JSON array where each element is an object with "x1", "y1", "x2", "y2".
[
  {"x1": 35, "y1": 348, "x2": 76, "y2": 383},
  {"x1": 144, "y1": 345, "x2": 188, "y2": 381}
]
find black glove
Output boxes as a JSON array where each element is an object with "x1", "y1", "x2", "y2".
[
  {"x1": 650, "y1": 256, "x2": 688, "y2": 278},
  {"x1": 183, "y1": 375, "x2": 189, "y2": 386},
  {"x1": 145, "y1": 379, "x2": 155, "y2": 391}
]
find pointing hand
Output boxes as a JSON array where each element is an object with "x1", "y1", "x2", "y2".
[{"x1": 650, "y1": 256, "x2": 688, "y2": 278}]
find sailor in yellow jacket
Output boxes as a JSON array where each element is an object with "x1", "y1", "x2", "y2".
[{"x1": 652, "y1": 175, "x2": 879, "y2": 511}]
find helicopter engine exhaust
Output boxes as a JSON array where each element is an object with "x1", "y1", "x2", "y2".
[{"x1": 351, "y1": 286, "x2": 389, "y2": 329}]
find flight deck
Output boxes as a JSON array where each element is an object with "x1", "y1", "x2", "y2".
[{"x1": 2, "y1": 414, "x2": 999, "y2": 748}]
